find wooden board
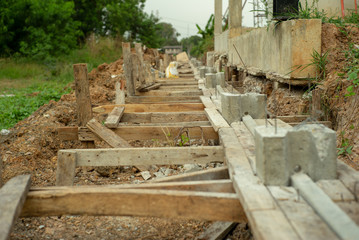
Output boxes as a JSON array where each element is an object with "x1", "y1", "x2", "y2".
[
  {"x1": 0, "y1": 175, "x2": 31, "y2": 240},
  {"x1": 56, "y1": 151, "x2": 77, "y2": 186},
  {"x1": 126, "y1": 96, "x2": 201, "y2": 103},
  {"x1": 138, "y1": 90, "x2": 202, "y2": 97},
  {"x1": 291, "y1": 173, "x2": 359, "y2": 240},
  {"x1": 60, "y1": 146, "x2": 224, "y2": 167},
  {"x1": 268, "y1": 186, "x2": 339, "y2": 240},
  {"x1": 121, "y1": 112, "x2": 207, "y2": 124},
  {"x1": 200, "y1": 96, "x2": 216, "y2": 109},
  {"x1": 78, "y1": 126, "x2": 218, "y2": 141},
  {"x1": 87, "y1": 119, "x2": 130, "y2": 148},
  {"x1": 33, "y1": 180, "x2": 235, "y2": 194},
  {"x1": 122, "y1": 42, "x2": 135, "y2": 96},
  {"x1": 104, "y1": 106, "x2": 125, "y2": 128},
  {"x1": 21, "y1": 189, "x2": 245, "y2": 222},
  {"x1": 205, "y1": 108, "x2": 230, "y2": 132},
  {"x1": 152, "y1": 166, "x2": 230, "y2": 183},
  {"x1": 196, "y1": 222, "x2": 238, "y2": 240},
  {"x1": 93, "y1": 103, "x2": 204, "y2": 114}
]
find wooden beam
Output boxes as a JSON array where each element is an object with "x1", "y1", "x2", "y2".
[
  {"x1": 60, "y1": 146, "x2": 224, "y2": 167},
  {"x1": 104, "y1": 106, "x2": 125, "y2": 128},
  {"x1": 152, "y1": 166, "x2": 230, "y2": 183},
  {"x1": 122, "y1": 42, "x2": 135, "y2": 96},
  {"x1": 138, "y1": 90, "x2": 203, "y2": 97},
  {"x1": 56, "y1": 151, "x2": 77, "y2": 186},
  {"x1": 205, "y1": 108, "x2": 230, "y2": 132},
  {"x1": 73, "y1": 64, "x2": 92, "y2": 126},
  {"x1": 21, "y1": 189, "x2": 246, "y2": 222},
  {"x1": 118, "y1": 121, "x2": 211, "y2": 127},
  {"x1": 79, "y1": 126, "x2": 218, "y2": 141},
  {"x1": 33, "y1": 179, "x2": 235, "y2": 193},
  {"x1": 126, "y1": 96, "x2": 201, "y2": 103},
  {"x1": 58, "y1": 125, "x2": 219, "y2": 141},
  {"x1": 137, "y1": 83, "x2": 161, "y2": 92},
  {"x1": 0, "y1": 175, "x2": 31, "y2": 240},
  {"x1": 196, "y1": 222, "x2": 238, "y2": 240},
  {"x1": 87, "y1": 119, "x2": 130, "y2": 148},
  {"x1": 121, "y1": 111, "x2": 207, "y2": 124},
  {"x1": 92, "y1": 103, "x2": 204, "y2": 114},
  {"x1": 292, "y1": 173, "x2": 359, "y2": 240},
  {"x1": 200, "y1": 96, "x2": 217, "y2": 109}
]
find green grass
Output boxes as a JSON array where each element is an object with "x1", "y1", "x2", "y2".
[{"x1": 0, "y1": 36, "x2": 122, "y2": 129}]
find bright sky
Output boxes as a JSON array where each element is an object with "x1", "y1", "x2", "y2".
[{"x1": 144, "y1": 0, "x2": 259, "y2": 40}]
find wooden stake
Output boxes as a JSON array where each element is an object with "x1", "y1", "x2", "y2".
[
  {"x1": 73, "y1": 63, "x2": 95, "y2": 148},
  {"x1": 122, "y1": 42, "x2": 135, "y2": 96},
  {"x1": 115, "y1": 80, "x2": 125, "y2": 104}
]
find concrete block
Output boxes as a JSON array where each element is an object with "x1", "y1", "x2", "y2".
[
  {"x1": 239, "y1": 93, "x2": 266, "y2": 119},
  {"x1": 205, "y1": 73, "x2": 217, "y2": 89},
  {"x1": 216, "y1": 72, "x2": 225, "y2": 88},
  {"x1": 286, "y1": 124, "x2": 337, "y2": 181},
  {"x1": 221, "y1": 92, "x2": 241, "y2": 124},
  {"x1": 255, "y1": 126, "x2": 289, "y2": 186},
  {"x1": 207, "y1": 51, "x2": 215, "y2": 67},
  {"x1": 199, "y1": 67, "x2": 206, "y2": 78}
]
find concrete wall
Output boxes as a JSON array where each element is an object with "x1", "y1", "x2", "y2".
[
  {"x1": 227, "y1": 19, "x2": 321, "y2": 79},
  {"x1": 301, "y1": 0, "x2": 356, "y2": 17},
  {"x1": 214, "y1": 30, "x2": 229, "y2": 54}
]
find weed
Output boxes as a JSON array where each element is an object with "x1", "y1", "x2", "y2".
[
  {"x1": 178, "y1": 134, "x2": 190, "y2": 147},
  {"x1": 338, "y1": 132, "x2": 353, "y2": 156}
]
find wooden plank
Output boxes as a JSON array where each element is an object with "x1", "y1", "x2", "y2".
[
  {"x1": 56, "y1": 151, "x2": 77, "y2": 186},
  {"x1": 78, "y1": 126, "x2": 219, "y2": 141},
  {"x1": 152, "y1": 166, "x2": 230, "y2": 183},
  {"x1": 92, "y1": 103, "x2": 204, "y2": 114},
  {"x1": 337, "y1": 160, "x2": 359, "y2": 200},
  {"x1": 21, "y1": 189, "x2": 246, "y2": 222},
  {"x1": 267, "y1": 118, "x2": 293, "y2": 129},
  {"x1": 73, "y1": 64, "x2": 93, "y2": 126},
  {"x1": 316, "y1": 179, "x2": 356, "y2": 202},
  {"x1": 249, "y1": 210, "x2": 301, "y2": 240},
  {"x1": 292, "y1": 173, "x2": 359, "y2": 240},
  {"x1": 139, "y1": 90, "x2": 202, "y2": 97},
  {"x1": 0, "y1": 175, "x2": 31, "y2": 240},
  {"x1": 57, "y1": 127, "x2": 78, "y2": 140},
  {"x1": 61, "y1": 146, "x2": 224, "y2": 167},
  {"x1": 196, "y1": 222, "x2": 238, "y2": 240},
  {"x1": 200, "y1": 96, "x2": 216, "y2": 109},
  {"x1": 126, "y1": 96, "x2": 201, "y2": 103},
  {"x1": 205, "y1": 108, "x2": 229, "y2": 132},
  {"x1": 121, "y1": 112, "x2": 207, "y2": 124},
  {"x1": 87, "y1": 119, "x2": 130, "y2": 148},
  {"x1": 137, "y1": 83, "x2": 161, "y2": 92},
  {"x1": 118, "y1": 121, "x2": 211, "y2": 127},
  {"x1": 269, "y1": 186, "x2": 339, "y2": 240},
  {"x1": 122, "y1": 42, "x2": 135, "y2": 96},
  {"x1": 32, "y1": 179, "x2": 235, "y2": 194},
  {"x1": 104, "y1": 106, "x2": 125, "y2": 128},
  {"x1": 134, "y1": 42, "x2": 145, "y2": 86},
  {"x1": 277, "y1": 115, "x2": 310, "y2": 123}
]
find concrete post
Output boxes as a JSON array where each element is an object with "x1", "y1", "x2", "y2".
[
  {"x1": 239, "y1": 93, "x2": 266, "y2": 119},
  {"x1": 216, "y1": 72, "x2": 225, "y2": 88},
  {"x1": 214, "y1": 0, "x2": 223, "y2": 35},
  {"x1": 229, "y1": 0, "x2": 242, "y2": 29},
  {"x1": 255, "y1": 126, "x2": 289, "y2": 186},
  {"x1": 221, "y1": 92, "x2": 241, "y2": 124},
  {"x1": 286, "y1": 124, "x2": 337, "y2": 181},
  {"x1": 205, "y1": 73, "x2": 217, "y2": 89},
  {"x1": 207, "y1": 52, "x2": 215, "y2": 67}
]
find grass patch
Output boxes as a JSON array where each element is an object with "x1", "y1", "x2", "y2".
[{"x1": 0, "y1": 36, "x2": 122, "y2": 129}]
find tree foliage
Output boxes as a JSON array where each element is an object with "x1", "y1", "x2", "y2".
[
  {"x1": 0, "y1": 0, "x2": 177, "y2": 58},
  {"x1": 156, "y1": 22, "x2": 180, "y2": 46}
]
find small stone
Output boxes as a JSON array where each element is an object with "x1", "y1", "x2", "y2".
[
  {"x1": 39, "y1": 225, "x2": 45, "y2": 229},
  {"x1": 0, "y1": 129, "x2": 10, "y2": 136},
  {"x1": 183, "y1": 164, "x2": 202, "y2": 173},
  {"x1": 154, "y1": 171, "x2": 165, "y2": 178},
  {"x1": 164, "y1": 168, "x2": 175, "y2": 176},
  {"x1": 140, "y1": 171, "x2": 151, "y2": 180},
  {"x1": 43, "y1": 114, "x2": 50, "y2": 118}
]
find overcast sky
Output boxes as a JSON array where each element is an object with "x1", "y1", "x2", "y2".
[{"x1": 144, "y1": 0, "x2": 259, "y2": 39}]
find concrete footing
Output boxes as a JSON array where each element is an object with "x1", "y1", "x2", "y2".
[
  {"x1": 254, "y1": 124, "x2": 337, "y2": 186},
  {"x1": 286, "y1": 124, "x2": 337, "y2": 181},
  {"x1": 255, "y1": 126, "x2": 289, "y2": 186},
  {"x1": 205, "y1": 73, "x2": 217, "y2": 88},
  {"x1": 216, "y1": 72, "x2": 225, "y2": 88}
]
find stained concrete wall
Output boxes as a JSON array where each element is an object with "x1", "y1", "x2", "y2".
[
  {"x1": 300, "y1": 0, "x2": 356, "y2": 17},
  {"x1": 227, "y1": 19, "x2": 321, "y2": 79},
  {"x1": 214, "y1": 30, "x2": 229, "y2": 54}
]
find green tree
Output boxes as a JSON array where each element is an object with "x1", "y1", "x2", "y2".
[
  {"x1": 181, "y1": 35, "x2": 202, "y2": 56},
  {"x1": 156, "y1": 22, "x2": 180, "y2": 46}
]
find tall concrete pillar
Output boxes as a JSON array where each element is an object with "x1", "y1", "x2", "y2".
[
  {"x1": 229, "y1": 0, "x2": 242, "y2": 29},
  {"x1": 214, "y1": 0, "x2": 223, "y2": 35}
]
